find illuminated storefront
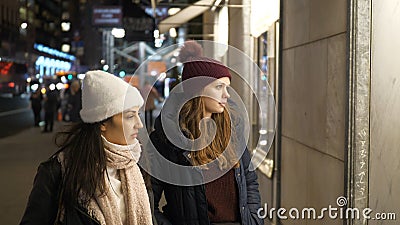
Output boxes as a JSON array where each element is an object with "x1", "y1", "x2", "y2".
[{"x1": 33, "y1": 43, "x2": 76, "y2": 77}]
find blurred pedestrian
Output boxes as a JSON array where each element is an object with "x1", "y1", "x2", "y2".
[
  {"x1": 43, "y1": 88, "x2": 59, "y2": 133},
  {"x1": 20, "y1": 70, "x2": 153, "y2": 225},
  {"x1": 149, "y1": 41, "x2": 263, "y2": 225},
  {"x1": 140, "y1": 81, "x2": 162, "y2": 131},
  {"x1": 65, "y1": 80, "x2": 82, "y2": 122},
  {"x1": 29, "y1": 90, "x2": 42, "y2": 127}
]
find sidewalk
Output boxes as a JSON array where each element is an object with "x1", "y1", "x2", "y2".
[{"x1": 0, "y1": 122, "x2": 62, "y2": 225}]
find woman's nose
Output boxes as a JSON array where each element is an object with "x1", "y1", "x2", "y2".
[
  {"x1": 135, "y1": 116, "x2": 144, "y2": 129},
  {"x1": 223, "y1": 87, "x2": 230, "y2": 98}
]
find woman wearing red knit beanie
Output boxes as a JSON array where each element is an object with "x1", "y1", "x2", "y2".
[{"x1": 149, "y1": 41, "x2": 263, "y2": 225}]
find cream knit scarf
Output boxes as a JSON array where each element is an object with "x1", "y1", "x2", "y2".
[{"x1": 87, "y1": 136, "x2": 153, "y2": 225}]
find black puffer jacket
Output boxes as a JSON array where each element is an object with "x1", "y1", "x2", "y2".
[
  {"x1": 19, "y1": 155, "x2": 100, "y2": 225},
  {"x1": 149, "y1": 113, "x2": 263, "y2": 225}
]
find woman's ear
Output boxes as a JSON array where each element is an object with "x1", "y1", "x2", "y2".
[{"x1": 100, "y1": 122, "x2": 107, "y2": 132}]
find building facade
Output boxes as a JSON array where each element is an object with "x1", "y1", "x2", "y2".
[{"x1": 198, "y1": 0, "x2": 400, "y2": 224}]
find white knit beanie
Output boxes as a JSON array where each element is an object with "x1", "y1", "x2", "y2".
[{"x1": 80, "y1": 70, "x2": 144, "y2": 123}]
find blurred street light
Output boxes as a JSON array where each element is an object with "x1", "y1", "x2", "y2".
[
  {"x1": 168, "y1": 8, "x2": 181, "y2": 16},
  {"x1": 20, "y1": 22, "x2": 28, "y2": 29},
  {"x1": 111, "y1": 28, "x2": 125, "y2": 38},
  {"x1": 169, "y1": 28, "x2": 177, "y2": 38},
  {"x1": 61, "y1": 44, "x2": 71, "y2": 52},
  {"x1": 61, "y1": 22, "x2": 71, "y2": 32},
  {"x1": 154, "y1": 29, "x2": 160, "y2": 38}
]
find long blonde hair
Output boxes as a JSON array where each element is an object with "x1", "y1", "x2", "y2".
[{"x1": 179, "y1": 97, "x2": 240, "y2": 169}]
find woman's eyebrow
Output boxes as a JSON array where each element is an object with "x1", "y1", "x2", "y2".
[
  {"x1": 218, "y1": 82, "x2": 230, "y2": 86},
  {"x1": 124, "y1": 110, "x2": 137, "y2": 113}
]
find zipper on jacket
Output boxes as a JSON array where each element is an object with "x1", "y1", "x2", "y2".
[{"x1": 235, "y1": 164, "x2": 246, "y2": 218}]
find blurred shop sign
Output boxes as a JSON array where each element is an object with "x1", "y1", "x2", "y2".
[
  {"x1": 158, "y1": 0, "x2": 213, "y2": 34},
  {"x1": 124, "y1": 17, "x2": 154, "y2": 34},
  {"x1": 122, "y1": 3, "x2": 155, "y2": 42},
  {"x1": 250, "y1": 0, "x2": 279, "y2": 37},
  {"x1": 92, "y1": 6, "x2": 123, "y2": 27},
  {"x1": 34, "y1": 43, "x2": 76, "y2": 61}
]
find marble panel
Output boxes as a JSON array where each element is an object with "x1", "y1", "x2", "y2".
[
  {"x1": 326, "y1": 34, "x2": 347, "y2": 160},
  {"x1": 309, "y1": 0, "x2": 347, "y2": 41},
  {"x1": 282, "y1": 0, "x2": 310, "y2": 49},
  {"x1": 281, "y1": 48, "x2": 296, "y2": 138},
  {"x1": 307, "y1": 149, "x2": 344, "y2": 225},
  {"x1": 280, "y1": 137, "x2": 308, "y2": 225},
  {"x1": 280, "y1": 137, "x2": 344, "y2": 225},
  {"x1": 284, "y1": 40, "x2": 327, "y2": 151}
]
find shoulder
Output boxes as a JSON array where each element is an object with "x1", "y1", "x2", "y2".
[
  {"x1": 25, "y1": 153, "x2": 63, "y2": 204},
  {"x1": 37, "y1": 154, "x2": 62, "y2": 182},
  {"x1": 149, "y1": 115, "x2": 190, "y2": 165}
]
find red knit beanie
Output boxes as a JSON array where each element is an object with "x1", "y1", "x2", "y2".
[{"x1": 180, "y1": 41, "x2": 231, "y2": 82}]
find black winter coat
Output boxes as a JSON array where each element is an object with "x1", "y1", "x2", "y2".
[
  {"x1": 19, "y1": 155, "x2": 101, "y2": 225},
  {"x1": 149, "y1": 114, "x2": 263, "y2": 225}
]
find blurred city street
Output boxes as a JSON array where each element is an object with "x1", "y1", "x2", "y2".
[{"x1": 0, "y1": 121, "x2": 61, "y2": 225}]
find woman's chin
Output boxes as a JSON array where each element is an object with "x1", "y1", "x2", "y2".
[{"x1": 217, "y1": 106, "x2": 225, "y2": 113}]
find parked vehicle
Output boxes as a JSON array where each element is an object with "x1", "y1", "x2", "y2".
[{"x1": 0, "y1": 61, "x2": 28, "y2": 96}]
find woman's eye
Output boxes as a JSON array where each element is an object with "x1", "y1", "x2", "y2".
[{"x1": 126, "y1": 114, "x2": 134, "y2": 118}]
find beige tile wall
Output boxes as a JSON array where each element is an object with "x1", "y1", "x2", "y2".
[
  {"x1": 283, "y1": 0, "x2": 310, "y2": 48},
  {"x1": 326, "y1": 34, "x2": 346, "y2": 160},
  {"x1": 281, "y1": 137, "x2": 344, "y2": 225},
  {"x1": 280, "y1": 0, "x2": 347, "y2": 224},
  {"x1": 282, "y1": 39, "x2": 328, "y2": 152},
  {"x1": 283, "y1": 0, "x2": 347, "y2": 49},
  {"x1": 309, "y1": 0, "x2": 347, "y2": 42}
]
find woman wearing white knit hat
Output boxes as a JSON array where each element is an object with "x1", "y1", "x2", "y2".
[{"x1": 20, "y1": 70, "x2": 154, "y2": 225}]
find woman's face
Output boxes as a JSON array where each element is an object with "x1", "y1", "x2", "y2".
[
  {"x1": 202, "y1": 77, "x2": 231, "y2": 117},
  {"x1": 101, "y1": 106, "x2": 143, "y2": 145}
]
